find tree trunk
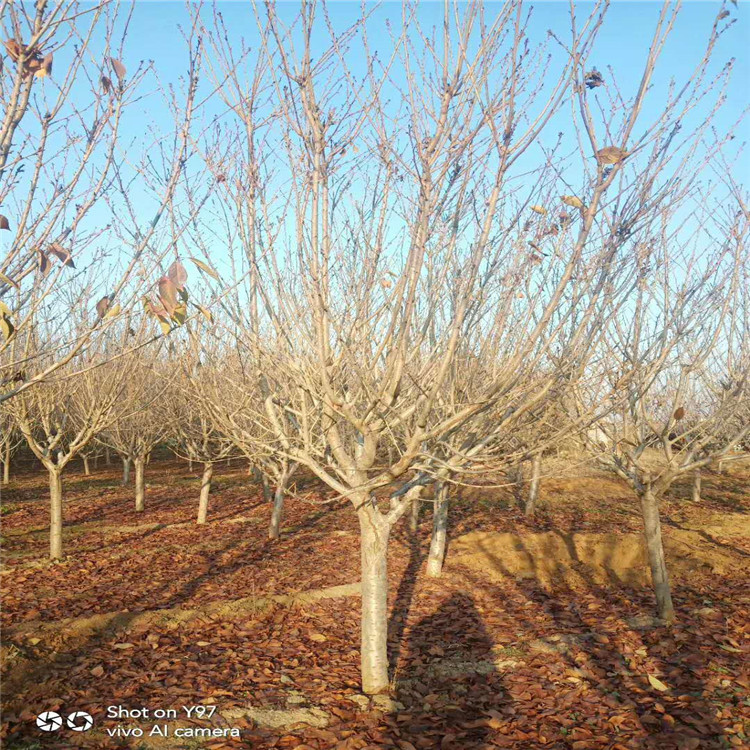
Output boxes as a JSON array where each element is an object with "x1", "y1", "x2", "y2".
[
  {"x1": 358, "y1": 505, "x2": 390, "y2": 694},
  {"x1": 105, "y1": 447, "x2": 111, "y2": 465},
  {"x1": 93, "y1": 453, "x2": 99, "y2": 469},
  {"x1": 197, "y1": 462, "x2": 213, "y2": 524},
  {"x1": 717, "y1": 459, "x2": 725, "y2": 474},
  {"x1": 2, "y1": 441, "x2": 10, "y2": 484},
  {"x1": 134, "y1": 457, "x2": 146, "y2": 512},
  {"x1": 639, "y1": 490, "x2": 674, "y2": 623},
  {"x1": 427, "y1": 482, "x2": 449, "y2": 578},
  {"x1": 409, "y1": 493, "x2": 420, "y2": 533},
  {"x1": 188, "y1": 457, "x2": 193, "y2": 472},
  {"x1": 49, "y1": 468, "x2": 63, "y2": 560},
  {"x1": 526, "y1": 453, "x2": 542, "y2": 517},
  {"x1": 692, "y1": 470, "x2": 701, "y2": 503},
  {"x1": 122, "y1": 456, "x2": 131, "y2": 485},
  {"x1": 268, "y1": 464, "x2": 297, "y2": 539},
  {"x1": 83, "y1": 456, "x2": 90, "y2": 475}
]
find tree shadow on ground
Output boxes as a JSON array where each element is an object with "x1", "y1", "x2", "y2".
[
  {"x1": 386, "y1": 591, "x2": 501, "y2": 749},
  {"x1": 460, "y1": 530, "x2": 733, "y2": 749}
]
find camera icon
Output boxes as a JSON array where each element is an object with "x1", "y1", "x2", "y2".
[
  {"x1": 36, "y1": 711, "x2": 63, "y2": 732},
  {"x1": 67, "y1": 711, "x2": 94, "y2": 732}
]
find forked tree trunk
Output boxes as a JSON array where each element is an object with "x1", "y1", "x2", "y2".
[
  {"x1": 692, "y1": 470, "x2": 701, "y2": 503},
  {"x1": 49, "y1": 468, "x2": 63, "y2": 560},
  {"x1": 197, "y1": 462, "x2": 214, "y2": 524},
  {"x1": 358, "y1": 504, "x2": 390, "y2": 694},
  {"x1": 122, "y1": 456, "x2": 131, "y2": 485},
  {"x1": 268, "y1": 463, "x2": 298, "y2": 539},
  {"x1": 427, "y1": 482, "x2": 449, "y2": 578},
  {"x1": 639, "y1": 490, "x2": 674, "y2": 623},
  {"x1": 83, "y1": 456, "x2": 90, "y2": 476},
  {"x1": 134, "y1": 457, "x2": 146, "y2": 512},
  {"x1": 526, "y1": 453, "x2": 542, "y2": 517}
]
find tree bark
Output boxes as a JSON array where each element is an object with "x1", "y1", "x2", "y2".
[
  {"x1": 409, "y1": 493, "x2": 420, "y2": 533},
  {"x1": 427, "y1": 482, "x2": 449, "y2": 578},
  {"x1": 2, "y1": 441, "x2": 9, "y2": 484},
  {"x1": 134, "y1": 456, "x2": 146, "y2": 511},
  {"x1": 83, "y1": 455, "x2": 90, "y2": 475},
  {"x1": 268, "y1": 463, "x2": 297, "y2": 539},
  {"x1": 105, "y1": 446, "x2": 111, "y2": 466},
  {"x1": 197, "y1": 462, "x2": 213, "y2": 524},
  {"x1": 122, "y1": 456, "x2": 131, "y2": 485},
  {"x1": 526, "y1": 453, "x2": 542, "y2": 517},
  {"x1": 358, "y1": 504, "x2": 390, "y2": 694},
  {"x1": 188, "y1": 457, "x2": 193, "y2": 472},
  {"x1": 692, "y1": 470, "x2": 701, "y2": 503},
  {"x1": 639, "y1": 490, "x2": 675, "y2": 623},
  {"x1": 49, "y1": 468, "x2": 63, "y2": 560}
]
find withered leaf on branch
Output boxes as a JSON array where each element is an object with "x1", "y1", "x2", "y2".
[
  {"x1": 561, "y1": 195, "x2": 584, "y2": 209},
  {"x1": 584, "y1": 68, "x2": 605, "y2": 89},
  {"x1": 3, "y1": 39, "x2": 22, "y2": 62},
  {"x1": 35, "y1": 52, "x2": 53, "y2": 78},
  {"x1": 530, "y1": 205, "x2": 547, "y2": 215},
  {"x1": 597, "y1": 146, "x2": 628, "y2": 164},
  {"x1": 0, "y1": 215, "x2": 9, "y2": 230},
  {"x1": 110, "y1": 57, "x2": 126, "y2": 82},
  {"x1": 196, "y1": 304, "x2": 213, "y2": 323},
  {"x1": 49, "y1": 243, "x2": 75, "y2": 268},
  {"x1": 189, "y1": 257, "x2": 220, "y2": 282},
  {"x1": 0, "y1": 271, "x2": 18, "y2": 288},
  {"x1": 100, "y1": 75, "x2": 112, "y2": 93},
  {"x1": 167, "y1": 260, "x2": 188, "y2": 290},
  {"x1": 37, "y1": 249, "x2": 51, "y2": 276},
  {"x1": 0, "y1": 313, "x2": 14, "y2": 342},
  {"x1": 158, "y1": 276, "x2": 179, "y2": 315},
  {"x1": 673, "y1": 406, "x2": 685, "y2": 421},
  {"x1": 96, "y1": 296, "x2": 111, "y2": 319}
]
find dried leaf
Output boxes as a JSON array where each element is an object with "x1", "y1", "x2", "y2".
[
  {"x1": 34, "y1": 52, "x2": 52, "y2": 78},
  {"x1": 167, "y1": 260, "x2": 188, "y2": 290},
  {"x1": 647, "y1": 674, "x2": 669, "y2": 692},
  {"x1": 158, "y1": 276, "x2": 179, "y2": 315},
  {"x1": 196, "y1": 304, "x2": 213, "y2": 323},
  {"x1": 189, "y1": 257, "x2": 220, "y2": 282},
  {"x1": 530, "y1": 205, "x2": 547, "y2": 215},
  {"x1": 585, "y1": 68, "x2": 605, "y2": 89},
  {"x1": 0, "y1": 271, "x2": 18, "y2": 289},
  {"x1": 597, "y1": 146, "x2": 628, "y2": 165},
  {"x1": 110, "y1": 57, "x2": 126, "y2": 82},
  {"x1": 3, "y1": 39, "x2": 22, "y2": 63},
  {"x1": 100, "y1": 75, "x2": 112, "y2": 93},
  {"x1": 37, "y1": 249, "x2": 51, "y2": 276},
  {"x1": 171, "y1": 302, "x2": 187, "y2": 325},
  {"x1": 96, "y1": 296, "x2": 111, "y2": 319},
  {"x1": 561, "y1": 195, "x2": 584, "y2": 209},
  {"x1": 0, "y1": 314, "x2": 15, "y2": 342},
  {"x1": 673, "y1": 406, "x2": 685, "y2": 421},
  {"x1": 48, "y1": 243, "x2": 75, "y2": 268},
  {"x1": 90, "y1": 665, "x2": 105, "y2": 677},
  {"x1": 104, "y1": 302, "x2": 121, "y2": 319},
  {"x1": 0, "y1": 215, "x2": 9, "y2": 230}
]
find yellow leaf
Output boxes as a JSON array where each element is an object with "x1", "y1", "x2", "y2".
[
  {"x1": 561, "y1": 195, "x2": 584, "y2": 209},
  {"x1": 104, "y1": 302, "x2": 121, "y2": 319},
  {"x1": 189, "y1": 257, "x2": 220, "y2": 282},
  {"x1": 196, "y1": 304, "x2": 213, "y2": 323},
  {"x1": 0, "y1": 272, "x2": 18, "y2": 289},
  {"x1": 530, "y1": 205, "x2": 547, "y2": 215},
  {"x1": 0, "y1": 301, "x2": 11, "y2": 317},
  {"x1": 719, "y1": 644, "x2": 743, "y2": 653},
  {"x1": 157, "y1": 316, "x2": 171, "y2": 336},
  {"x1": 0, "y1": 314, "x2": 15, "y2": 342},
  {"x1": 597, "y1": 146, "x2": 628, "y2": 164},
  {"x1": 647, "y1": 674, "x2": 669, "y2": 691}
]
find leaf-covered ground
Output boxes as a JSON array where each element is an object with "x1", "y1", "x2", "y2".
[{"x1": 1, "y1": 457, "x2": 749, "y2": 749}]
